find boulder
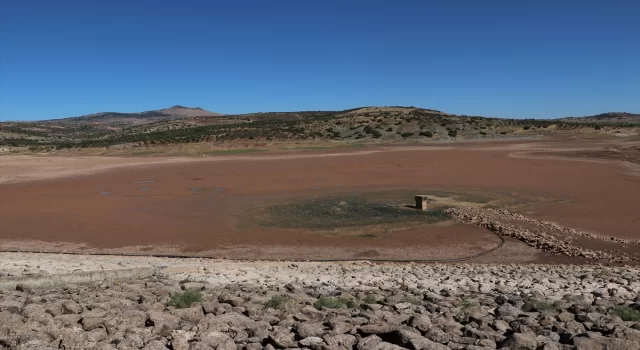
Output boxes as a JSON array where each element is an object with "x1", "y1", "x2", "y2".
[
  {"x1": 409, "y1": 314, "x2": 432, "y2": 332},
  {"x1": 0, "y1": 300, "x2": 23, "y2": 314},
  {"x1": 181, "y1": 282, "x2": 205, "y2": 291},
  {"x1": 573, "y1": 333, "x2": 640, "y2": 350},
  {"x1": 61, "y1": 301, "x2": 83, "y2": 314},
  {"x1": 199, "y1": 331, "x2": 236, "y2": 349},
  {"x1": 501, "y1": 332, "x2": 537, "y2": 350},
  {"x1": 148, "y1": 311, "x2": 181, "y2": 336},
  {"x1": 357, "y1": 335, "x2": 405, "y2": 350},
  {"x1": 170, "y1": 330, "x2": 194, "y2": 350},
  {"x1": 299, "y1": 336, "x2": 324, "y2": 347},
  {"x1": 218, "y1": 294, "x2": 244, "y2": 307},
  {"x1": 301, "y1": 306, "x2": 326, "y2": 322},
  {"x1": 324, "y1": 334, "x2": 357, "y2": 349},
  {"x1": 269, "y1": 330, "x2": 297, "y2": 348},
  {"x1": 81, "y1": 316, "x2": 104, "y2": 331},
  {"x1": 295, "y1": 322, "x2": 325, "y2": 339},
  {"x1": 496, "y1": 305, "x2": 521, "y2": 318},
  {"x1": 141, "y1": 339, "x2": 169, "y2": 350},
  {"x1": 359, "y1": 324, "x2": 397, "y2": 335},
  {"x1": 169, "y1": 305, "x2": 204, "y2": 323}
]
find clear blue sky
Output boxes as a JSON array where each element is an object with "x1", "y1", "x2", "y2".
[{"x1": 1, "y1": 0, "x2": 638, "y2": 121}]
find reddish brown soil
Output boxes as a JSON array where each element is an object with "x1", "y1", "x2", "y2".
[{"x1": 1, "y1": 139, "x2": 638, "y2": 263}]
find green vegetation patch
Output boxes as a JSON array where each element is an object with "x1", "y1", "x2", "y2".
[
  {"x1": 460, "y1": 299, "x2": 477, "y2": 309},
  {"x1": 265, "y1": 294, "x2": 292, "y2": 309},
  {"x1": 259, "y1": 195, "x2": 450, "y2": 230},
  {"x1": 523, "y1": 299, "x2": 556, "y2": 312},
  {"x1": 167, "y1": 290, "x2": 203, "y2": 309},
  {"x1": 362, "y1": 294, "x2": 379, "y2": 304},
  {"x1": 610, "y1": 306, "x2": 640, "y2": 321}
]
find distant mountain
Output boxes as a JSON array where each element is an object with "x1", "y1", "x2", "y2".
[
  {"x1": 0, "y1": 106, "x2": 224, "y2": 138},
  {"x1": 559, "y1": 112, "x2": 640, "y2": 124},
  {"x1": 65, "y1": 105, "x2": 222, "y2": 122},
  {"x1": 154, "y1": 105, "x2": 223, "y2": 118}
]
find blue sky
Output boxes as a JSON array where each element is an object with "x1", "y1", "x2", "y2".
[{"x1": 0, "y1": 0, "x2": 638, "y2": 121}]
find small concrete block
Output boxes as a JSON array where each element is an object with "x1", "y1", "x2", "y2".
[{"x1": 415, "y1": 195, "x2": 428, "y2": 210}]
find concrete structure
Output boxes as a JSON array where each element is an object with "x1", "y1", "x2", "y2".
[{"x1": 415, "y1": 195, "x2": 428, "y2": 210}]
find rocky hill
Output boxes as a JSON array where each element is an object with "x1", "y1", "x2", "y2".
[
  {"x1": 0, "y1": 106, "x2": 223, "y2": 143},
  {"x1": 1, "y1": 106, "x2": 639, "y2": 150},
  {"x1": 58, "y1": 105, "x2": 223, "y2": 122},
  {"x1": 1, "y1": 253, "x2": 639, "y2": 350}
]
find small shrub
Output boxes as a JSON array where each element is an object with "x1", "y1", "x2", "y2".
[
  {"x1": 610, "y1": 306, "x2": 640, "y2": 321},
  {"x1": 523, "y1": 300, "x2": 556, "y2": 312},
  {"x1": 523, "y1": 126, "x2": 531, "y2": 130},
  {"x1": 479, "y1": 131, "x2": 487, "y2": 136},
  {"x1": 386, "y1": 127, "x2": 393, "y2": 132},
  {"x1": 460, "y1": 299, "x2": 476, "y2": 309},
  {"x1": 500, "y1": 131, "x2": 508, "y2": 135},
  {"x1": 265, "y1": 294, "x2": 290, "y2": 309},
  {"x1": 419, "y1": 131, "x2": 433, "y2": 138},
  {"x1": 314, "y1": 297, "x2": 356, "y2": 309},
  {"x1": 594, "y1": 125, "x2": 601, "y2": 130},
  {"x1": 448, "y1": 130, "x2": 457, "y2": 137},
  {"x1": 167, "y1": 290, "x2": 202, "y2": 309},
  {"x1": 401, "y1": 132, "x2": 414, "y2": 138},
  {"x1": 362, "y1": 294, "x2": 378, "y2": 304}
]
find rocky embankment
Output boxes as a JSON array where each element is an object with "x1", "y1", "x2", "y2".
[
  {"x1": 445, "y1": 207, "x2": 640, "y2": 263},
  {"x1": 1, "y1": 254, "x2": 640, "y2": 349}
]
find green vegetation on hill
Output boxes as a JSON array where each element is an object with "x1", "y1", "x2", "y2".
[{"x1": 1, "y1": 106, "x2": 638, "y2": 150}]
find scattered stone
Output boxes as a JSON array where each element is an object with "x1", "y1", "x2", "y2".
[
  {"x1": 199, "y1": 331, "x2": 236, "y2": 350},
  {"x1": 501, "y1": 332, "x2": 537, "y2": 350},
  {"x1": 2, "y1": 254, "x2": 640, "y2": 350}
]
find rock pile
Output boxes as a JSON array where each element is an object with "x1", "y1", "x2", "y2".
[
  {"x1": 445, "y1": 207, "x2": 640, "y2": 263},
  {"x1": 1, "y1": 262, "x2": 640, "y2": 349}
]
